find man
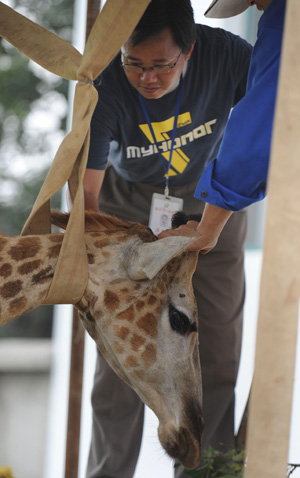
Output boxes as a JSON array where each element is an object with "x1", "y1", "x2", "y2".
[
  {"x1": 83, "y1": 1, "x2": 252, "y2": 477},
  {"x1": 160, "y1": 0, "x2": 285, "y2": 254}
]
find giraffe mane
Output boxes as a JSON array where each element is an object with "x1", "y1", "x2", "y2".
[{"x1": 50, "y1": 210, "x2": 156, "y2": 242}]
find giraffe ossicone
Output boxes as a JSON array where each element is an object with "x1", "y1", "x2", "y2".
[{"x1": 0, "y1": 211, "x2": 203, "y2": 469}]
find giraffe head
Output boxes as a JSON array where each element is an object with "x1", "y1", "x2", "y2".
[{"x1": 52, "y1": 211, "x2": 203, "y2": 469}]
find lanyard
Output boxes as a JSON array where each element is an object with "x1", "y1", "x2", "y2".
[{"x1": 138, "y1": 75, "x2": 183, "y2": 198}]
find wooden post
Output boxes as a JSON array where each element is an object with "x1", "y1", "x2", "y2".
[
  {"x1": 244, "y1": 0, "x2": 300, "y2": 476},
  {"x1": 64, "y1": 309, "x2": 86, "y2": 477},
  {"x1": 64, "y1": 2, "x2": 100, "y2": 477},
  {"x1": 86, "y1": 0, "x2": 101, "y2": 43}
]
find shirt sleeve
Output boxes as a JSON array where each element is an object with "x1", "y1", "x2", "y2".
[
  {"x1": 87, "y1": 110, "x2": 112, "y2": 170},
  {"x1": 195, "y1": 16, "x2": 281, "y2": 211},
  {"x1": 87, "y1": 70, "x2": 119, "y2": 170}
]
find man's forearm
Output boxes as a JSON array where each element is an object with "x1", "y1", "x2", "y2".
[
  {"x1": 84, "y1": 191, "x2": 100, "y2": 212},
  {"x1": 193, "y1": 203, "x2": 233, "y2": 253}
]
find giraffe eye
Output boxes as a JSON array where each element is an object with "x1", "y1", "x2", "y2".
[{"x1": 169, "y1": 304, "x2": 191, "y2": 335}]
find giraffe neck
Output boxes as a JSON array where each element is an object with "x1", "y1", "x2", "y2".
[{"x1": 0, "y1": 233, "x2": 63, "y2": 325}]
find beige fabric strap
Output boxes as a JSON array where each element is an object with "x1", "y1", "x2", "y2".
[
  {"x1": 244, "y1": 1, "x2": 300, "y2": 476},
  {"x1": 0, "y1": 0, "x2": 150, "y2": 304}
]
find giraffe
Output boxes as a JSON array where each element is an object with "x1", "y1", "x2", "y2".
[{"x1": 0, "y1": 211, "x2": 203, "y2": 469}]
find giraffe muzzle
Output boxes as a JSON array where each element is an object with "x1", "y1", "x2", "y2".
[{"x1": 158, "y1": 415, "x2": 203, "y2": 469}]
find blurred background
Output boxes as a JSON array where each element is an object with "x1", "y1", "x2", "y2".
[{"x1": 0, "y1": 1, "x2": 299, "y2": 477}]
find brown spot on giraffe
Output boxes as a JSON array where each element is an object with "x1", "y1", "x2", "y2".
[
  {"x1": 117, "y1": 305, "x2": 134, "y2": 322},
  {"x1": 130, "y1": 333, "x2": 146, "y2": 351},
  {"x1": 125, "y1": 355, "x2": 139, "y2": 368},
  {"x1": 114, "y1": 325, "x2": 130, "y2": 341},
  {"x1": 0, "y1": 263, "x2": 12, "y2": 278},
  {"x1": 18, "y1": 259, "x2": 42, "y2": 275},
  {"x1": 1, "y1": 280, "x2": 22, "y2": 299},
  {"x1": 141, "y1": 343, "x2": 157, "y2": 368},
  {"x1": 9, "y1": 296, "x2": 28, "y2": 316},
  {"x1": 104, "y1": 290, "x2": 120, "y2": 312},
  {"x1": 137, "y1": 313, "x2": 158, "y2": 339},
  {"x1": 113, "y1": 342, "x2": 125, "y2": 355},
  {"x1": 147, "y1": 294, "x2": 157, "y2": 306},
  {"x1": 135, "y1": 300, "x2": 145, "y2": 311},
  {"x1": 8, "y1": 237, "x2": 41, "y2": 261},
  {"x1": 47, "y1": 244, "x2": 61, "y2": 259}
]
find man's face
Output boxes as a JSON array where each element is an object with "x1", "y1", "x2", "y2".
[{"x1": 122, "y1": 27, "x2": 194, "y2": 100}]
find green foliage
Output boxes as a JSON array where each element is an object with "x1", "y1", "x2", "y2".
[
  {"x1": 186, "y1": 448, "x2": 246, "y2": 478},
  {"x1": 185, "y1": 448, "x2": 300, "y2": 478},
  {"x1": 0, "y1": 0, "x2": 73, "y2": 144}
]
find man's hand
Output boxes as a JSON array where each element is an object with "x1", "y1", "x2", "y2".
[{"x1": 158, "y1": 203, "x2": 233, "y2": 254}]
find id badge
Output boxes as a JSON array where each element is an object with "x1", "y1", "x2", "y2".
[{"x1": 148, "y1": 193, "x2": 184, "y2": 235}]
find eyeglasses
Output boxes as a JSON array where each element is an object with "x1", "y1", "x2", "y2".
[{"x1": 121, "y1": 51, "x2": 182, "y2": 75}]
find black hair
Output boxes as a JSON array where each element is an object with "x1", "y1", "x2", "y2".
[
  {"x1": 171, "y1": 211, "x2": 202, "y2": 228},
  {"x1": 129, "y1": 0, "x2": 196, "y2": 53}
]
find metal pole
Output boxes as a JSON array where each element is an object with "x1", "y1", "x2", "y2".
[{"x1": 64, "y1": 2, "x2": 101, "y2": 477}]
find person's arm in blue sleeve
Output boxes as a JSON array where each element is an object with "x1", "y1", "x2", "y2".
[
  {"x1": 197, "y1": 0, "x2": 283, "y2": 212},
  {"x1": 159, "y1": 56, "x2": 279, "y2": 251},
  {"x1": 194, "y1": 59, "x2": 278, "y2": 211},
  {"x1": 159, "y1": 62, "x2": 279, "y2": 252},
  {"x1": 159, "y1": 1, "x2": 284, "y2": 252}
]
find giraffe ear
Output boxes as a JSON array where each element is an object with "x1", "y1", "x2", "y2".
[{"x1": 126, "y1": 236, "x2": 198, "y2": 280}]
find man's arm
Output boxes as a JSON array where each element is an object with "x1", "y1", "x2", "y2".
[
  {"x1": 83, "y1": 169, "x2": 105, "y2": 212},
  {"x1": 158, "y1": 203, "x2": 233, "y2": 254}
]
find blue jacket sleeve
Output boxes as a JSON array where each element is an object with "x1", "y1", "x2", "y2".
[
  {"x1": 195, "y1": 64, "x2": 278, "y2": 210},
  {"x1": 195, "y1": 2, "x2": 283, "y2": 211}
]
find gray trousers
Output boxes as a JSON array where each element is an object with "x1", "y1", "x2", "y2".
[{"x1": 86, "y1": 166, "x2": 247, "y2": 478}]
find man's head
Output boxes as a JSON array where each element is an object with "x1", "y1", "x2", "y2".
[
  {"x1": 121, "y1": 0, "x2": 196, "y2": 99},
  {"x1": 130, "y1": 0, "x2": 196, "y2": 53},
  {"x1": 205, "y1": 0, "x2": 272, "y2": 18}
]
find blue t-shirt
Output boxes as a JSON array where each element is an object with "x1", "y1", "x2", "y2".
[
  {"x1": 87, "y1": 25, "x2": 252, "y2": 188},
  {"x1": 195, "y1": 0, "x2": 285, "y2": 210}
]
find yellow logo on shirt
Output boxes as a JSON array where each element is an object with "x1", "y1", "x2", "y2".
[{"x1": 126, "y1": 113, "x2": 217, "y2": 176}]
